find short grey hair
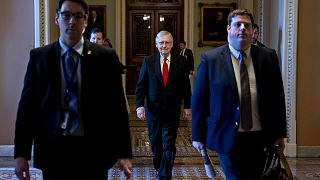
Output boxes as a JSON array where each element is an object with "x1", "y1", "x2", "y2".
[{"x1": 155, "y1": 30, "x2": 173, "y2": 44}]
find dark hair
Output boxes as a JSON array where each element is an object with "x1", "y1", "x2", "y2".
[
  {"x1": 103, "y1": 38, "x2": 113, "y2": 48},
  {"x1": 253, "y1": 23, "x2": 259, "y2": 30},
  {"x1": 90, "y1": 28, "x2": 104, "y2": 37},
  {"x1": 227, "y1": 9, "x2": 254, "y2": 26},
  {"x1": 56, "y1": 0, "x2": 88, "y2": 14},
  {"x1": 179, "y1": 40, "x2": 186, "y2": 45}
]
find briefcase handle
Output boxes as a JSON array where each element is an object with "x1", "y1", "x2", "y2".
[{"x1": 275, "y1": 146, "x2": 294, "y2": 180}]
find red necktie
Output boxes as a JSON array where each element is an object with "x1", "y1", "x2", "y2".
[{"x1": 162, "y1": 58, "x2": 168, "y2": 86}]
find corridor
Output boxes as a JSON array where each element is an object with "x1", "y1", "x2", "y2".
[
  {"x1": 107, "y1": 95, "x2": 224, "y2": 179},
  {"x1": 0, "y1": 96, "x2": 319, "y2": 179}
]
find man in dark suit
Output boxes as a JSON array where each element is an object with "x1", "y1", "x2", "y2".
[
  {"x1": 14, "y1": 0, "x2": 132, "y2": 180},
  {"x1": 89, "y1": 27, "x2": 104, "y2": 45},
  {"x1": 135, "y1": 30, "x2": 191, "y2": 180},
  {"x1": 192, "y1": 9, "x2": 286, "y2": 179},
  {"x1": 84, "y1": 9, "x2": 104, "y2": 39},
  {"x1": 252, "y1": 23, "x2": 267, "y2": 47},
  {"x1": 179, "y1": 40, "x2": 195, "y2": 76}
]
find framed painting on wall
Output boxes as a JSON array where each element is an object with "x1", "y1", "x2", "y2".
[
  {"x1": 198, "y1": 3, "x2": 237, "y2": 47},
  {"x1": 84, "y1": 5, "x2": 107, "y2": 40}
]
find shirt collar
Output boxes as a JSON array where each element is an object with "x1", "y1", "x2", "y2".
[
  {"x1": 229, "y1": 44, "x2": 250, "y2": 59},
  {"x1": 59, "y1": 37, "x2": 84, "y2": 56},
  {"x1": 160, "y1": 54, "x2": 171, "y2": 62}
]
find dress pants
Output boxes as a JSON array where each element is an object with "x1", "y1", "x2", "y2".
[
  {"x1": 41, "y1": 135, "x2": 108, "y2": 180},
  {"x1": 147, "y1": 118, "x2": 179, "y2": 180},
  {"x1": 217, "y1": 131, "x2": 267, "y2": 180}
]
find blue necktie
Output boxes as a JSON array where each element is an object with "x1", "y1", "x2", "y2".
[
  {"x1": 65, "y1": 49, "x2": 75, "y2": 79},
  {"x1": 239, "y1": 51, "x2": 252, "y2": 131},
  {"x1": 64, "y1": 48, "x2": 79, "y2": 134}
]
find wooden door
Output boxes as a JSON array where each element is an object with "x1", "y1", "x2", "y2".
[{"x1": 126, "y1": 9, "x2": 182, "y2": 95}]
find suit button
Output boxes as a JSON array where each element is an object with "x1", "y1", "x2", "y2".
[
  {"x1": 237, "y1": 106, "x2": 240, "y2": 110},
  {"x1": 235, "y1": 122, "x2": 238, "y2": 126}
]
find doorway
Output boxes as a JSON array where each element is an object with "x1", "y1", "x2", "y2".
[{"x1": 126, "y1": 1, "x2": 184, "y2": 95}]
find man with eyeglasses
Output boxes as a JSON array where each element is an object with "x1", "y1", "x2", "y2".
[
  {"x1": 135, "y1": 30, "x2": 191, "y2": 180},
  {"x1": 14, "y1": 0, "x2": 132, "y2": 179}
]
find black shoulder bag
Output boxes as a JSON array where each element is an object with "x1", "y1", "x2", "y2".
[{"x1": 261, "y1": 145, "x2": 297, "y2": 180}]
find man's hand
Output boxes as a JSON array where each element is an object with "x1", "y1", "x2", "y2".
[
  {"x1": 182, "y1": 109, "x2": 191, "y2": 120},
  {"x1": 116, "y1": 158, "x2": 132, "y2": 179},
  {"x1": 136, "y1": 107, "x2": 146, "y2": 120},
  {"x1": 192, "y1": 141, "x2": 204, "y2": 152},
  {"x1": 274, "y1": 138, "x2": 285, "y2": 151},
  {"x1": 15, "y1": 157, "x2": 30, "y2": 180}
]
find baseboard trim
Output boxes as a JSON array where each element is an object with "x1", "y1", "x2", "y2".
[
  {"x1": 297, "y1": 146, "x2": 320, "y2": 157},
  {"x1": 285, "y1": 143, "x2": 297, "y2": 157},
  {"x1": 0, "y1": 145, "x2": 14, "y2": 156}
]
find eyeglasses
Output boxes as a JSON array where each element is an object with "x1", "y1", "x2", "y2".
[{"x1": 59, "y1": 11, "x2": 86, "y2": 21}]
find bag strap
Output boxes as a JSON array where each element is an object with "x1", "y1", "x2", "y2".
[
  {"x1": 263, "y1": 148, "x2": 279, "y2": 173},
  {"x1": 276, "y1": 148, "x2": 294, "y2": 180},
  {"x1": 263, "y1": 150, "x2": 273, "y2": 173}
]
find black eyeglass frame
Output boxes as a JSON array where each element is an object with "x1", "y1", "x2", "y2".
[{"x1": 58, "y1": 11, "x2": 87, "y2": 21}]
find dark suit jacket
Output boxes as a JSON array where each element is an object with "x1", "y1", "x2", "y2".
[
  {"x1": 256, "y1": 40, "x2": 267, "y2": 47},
  {"x1": 136, "y1": 52, "x2": 191, "y2": 121},
  {"x1": 181, "y1": 48, "x2": 195, "y2": 73},
  {"x1": 192, "y1": 44, "x2": 286, "y2": 153},
  {"x1": 14, "y1": 39, "x2": 132, "y2": 169}
]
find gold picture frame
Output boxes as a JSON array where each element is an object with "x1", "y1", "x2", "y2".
[{"x1": 198, "y1": 3, "x2": 237, "y2": 47}]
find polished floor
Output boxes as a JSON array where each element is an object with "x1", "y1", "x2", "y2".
[{"x1": 1, "y1": 95, "x2": 320, "y2": 179}]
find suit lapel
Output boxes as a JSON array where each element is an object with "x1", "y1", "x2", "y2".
[
  {"x1": 167, "y1": 53, "x2": 176, "y2": 82},
  {"x1": 82, "y1": 38, "x2": 92, "y2": 56},
  {"x1": 44, "y1": 42, "x2": 62, "y2": 128},
  {"x1": 155, "y1": 52, "x2": 177, "y2": 88},
  {"x1": 80, "y1": 38, "x2": 94, "y2": 77},
  {"x1": 250, "y1": 45, "x2": 261, "y2": 100},
  {"x1": 154, "y1": 53, "x2": 163, "y2": 83},
  {"x1": 50, "y1": 42, "x2": 62, "y2": 96},
  {"x1": 222, "y1": 45, "x2": 239, "y2": 99},
  {"x1": 250, "y1": 45, "x2": 260, "y2": 80}
]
